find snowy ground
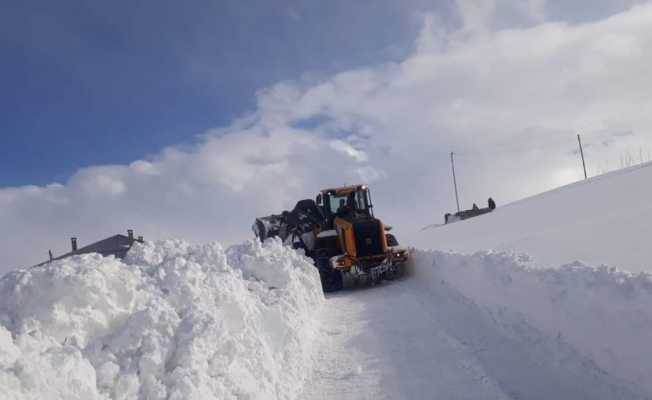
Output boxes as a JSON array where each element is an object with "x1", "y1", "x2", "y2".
[
  {"x1": 415, "y1": 162, "x2": 652, "y2": 272},
  {"x1": 3, "y1": 245, "x2": 652, "y2": 399},
  {"x1": 303, "y1": 253, "x2": 652, "y2": 400}
]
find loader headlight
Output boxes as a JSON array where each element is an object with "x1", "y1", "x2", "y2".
[
  {"x1": 393, "y1": 250, "x2": 406, "y2": 259},
  {"x1": 333, "y1": 256, "x2": 352, "y2": 269}
]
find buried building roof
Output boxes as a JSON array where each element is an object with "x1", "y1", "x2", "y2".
[{"x1": 35, "y1": 230, "x2": 143, "y2": 267}]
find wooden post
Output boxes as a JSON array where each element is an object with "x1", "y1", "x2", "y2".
[
  {"x1": 450, "y1": 152, "x2": 461, "y2": 212},
  {"x1": 577, "y1": 134, "x2": 587, "y2": 179}
]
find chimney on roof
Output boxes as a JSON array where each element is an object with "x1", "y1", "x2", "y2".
[
  {"x1": 137, "y1": 235, "x2": 144, "y2": 243},
  {"x1": 127, "y1": 229, "x2": 134, "y2": 242},
  {"x1": 71, "y1": 237, "x2": 78, "y2": 252},
  {"x1": 49, "y1": 250, "x2": 53, "y2": 262}
]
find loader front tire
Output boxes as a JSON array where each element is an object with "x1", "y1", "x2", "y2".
[{"x1": 316, "y1": 257, "x2": 343, "y2": 293}]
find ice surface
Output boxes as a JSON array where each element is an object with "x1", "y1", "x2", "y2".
[{"x1": 0, "y1": 238, "x2": 323, "y2": 400}]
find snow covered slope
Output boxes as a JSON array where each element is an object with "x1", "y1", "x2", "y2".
[
  {"x1": 416, "y1": 162, "x2": 652, "y2": 272},
  {"x1": 0, "y1": 239, "x2": 323, "y2": 400}
]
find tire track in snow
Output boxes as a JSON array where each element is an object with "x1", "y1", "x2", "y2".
[
  {"x1": 303, "y1": 275, "x2": 650, "y2": 399},
  {"x1": 303, "y1": 278, "x2": 511, "y2": 400}
]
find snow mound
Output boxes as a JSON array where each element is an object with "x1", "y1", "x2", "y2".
[
  {"x1": 0, "y1": 238, "x2": 323, "y2": 400},
  {"x1": 412, "y1": 250, "x2": 652, "y2": 395}
]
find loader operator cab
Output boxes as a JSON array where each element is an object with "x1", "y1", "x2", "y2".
[{"x1": 316, "y1": 185, "x2": 373, "y2": 228}]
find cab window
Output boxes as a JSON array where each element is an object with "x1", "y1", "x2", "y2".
[
  {"x1": 327, "y1": 190, "x2": 369, "y2": 215},
  {"x1": 328, "y1": 194, "x2": 349, "y2": 214}
]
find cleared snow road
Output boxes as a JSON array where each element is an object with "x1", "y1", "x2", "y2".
[
  {"x1": 303, "y1": 273, "x2": 649, "y2": 400},
  {"x1": 302, "y1": 278, "x2": 510, "y2": 400}
]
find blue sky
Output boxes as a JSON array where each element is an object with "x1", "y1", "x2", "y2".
[
  {"x1": 1, "y1": 0, "x2": 640, "y2": 186},
  {"x1": 1, "y1": 0, "x2": 452, "y2": 186}
]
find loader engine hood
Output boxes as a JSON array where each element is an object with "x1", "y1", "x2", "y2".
[{"x1": 352, "y1": 218, "x2": 384, "y2": 257}]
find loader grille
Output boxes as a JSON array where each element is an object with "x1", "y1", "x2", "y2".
[{"x1": 353, "y1": 219, "x2": 383, "y2": 257}]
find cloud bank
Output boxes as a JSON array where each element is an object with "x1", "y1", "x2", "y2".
[{"x1": 3, "y1": 1, "x2": 652, "y2": 271}]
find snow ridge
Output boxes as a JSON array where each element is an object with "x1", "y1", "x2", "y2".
[
  {"x1": 412, "y1": 250, "x2": 652, "y2": 397},
  {"x1": 0, "y1": 238, "x2": 323, "y2": 400}
]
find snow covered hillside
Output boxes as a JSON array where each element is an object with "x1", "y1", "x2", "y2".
[
  {"x1": 416, "y1": 162, "x2": 652, "y2": 272},
  {"x1": 0, "y1": 239, "x2": 323, "y2": 400},
  {"x1": 3, "y1": 163, "x2": 652, "y2": 399}
]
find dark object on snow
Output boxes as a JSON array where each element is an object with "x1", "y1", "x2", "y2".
[
  {"x1": 34, "y1": 230, "x2": 144, "y2": 267},
  {"x1": 444, "y1": 198, "x2": 496, "y2": 224}
]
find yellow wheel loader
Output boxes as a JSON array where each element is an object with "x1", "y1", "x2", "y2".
[{"x1": 253, "y1": 184, "x2": 409, "y2": 292}]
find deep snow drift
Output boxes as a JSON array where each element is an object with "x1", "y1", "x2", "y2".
[
  {"x1": 305, "y1": 252, "x2": 652, "y2": 399},
  {"x1": 0, "y1": 238, "x2": 323, "y2": 400},
  {"x1": 416, "y1": 162, "x2": 652, "y2": 272},
  {"x1": 3, "y1": 241, "x2": 652, "y2": 399},
  {"x1": 413, "y1": 250, "x2": 652, "y2": 397}
]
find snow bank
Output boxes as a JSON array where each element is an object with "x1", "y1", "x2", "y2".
[
  {"x1": 412, "y1": 250, "x2": 652, "y2": 394},
  {"x1": 0, "y1": 238, "x2": 323, "y2": 400}
]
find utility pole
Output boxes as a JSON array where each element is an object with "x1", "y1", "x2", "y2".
[
  {"x1": 577, "y1": 134, "x2": 587, "y2": 180},
  {"x1": 450, "y1": 152, "x2": 461, "y2": 212}
]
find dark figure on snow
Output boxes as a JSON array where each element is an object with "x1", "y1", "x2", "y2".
[{"x1": 488, "y1": 197, "x2": 496, "y2": 210}]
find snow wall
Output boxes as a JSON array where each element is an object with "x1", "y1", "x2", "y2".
[
  {"x1": 3, "y1": 240, "x2": 652, "y2": 399},
  {"x1": 0, "y1": 238, "x2": 323, "y2": 400},
  {"x1": 411, "y1": 250, "x2": 652, "y2": 395}
]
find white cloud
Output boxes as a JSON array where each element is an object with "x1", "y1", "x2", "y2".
[
  {"x1": 329, "y1": 140, "x2": 368, "y2": 163},
  {"x1": 456, "y1": 0, "x2": 497, "y2": 34},
  {"x1": 3, "y1": 1, "x2": 652, "y2": 271}
]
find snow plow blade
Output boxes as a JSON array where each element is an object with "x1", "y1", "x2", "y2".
[{"x1": 335, "y1": 251, "x2": 409, "y2": 289}]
